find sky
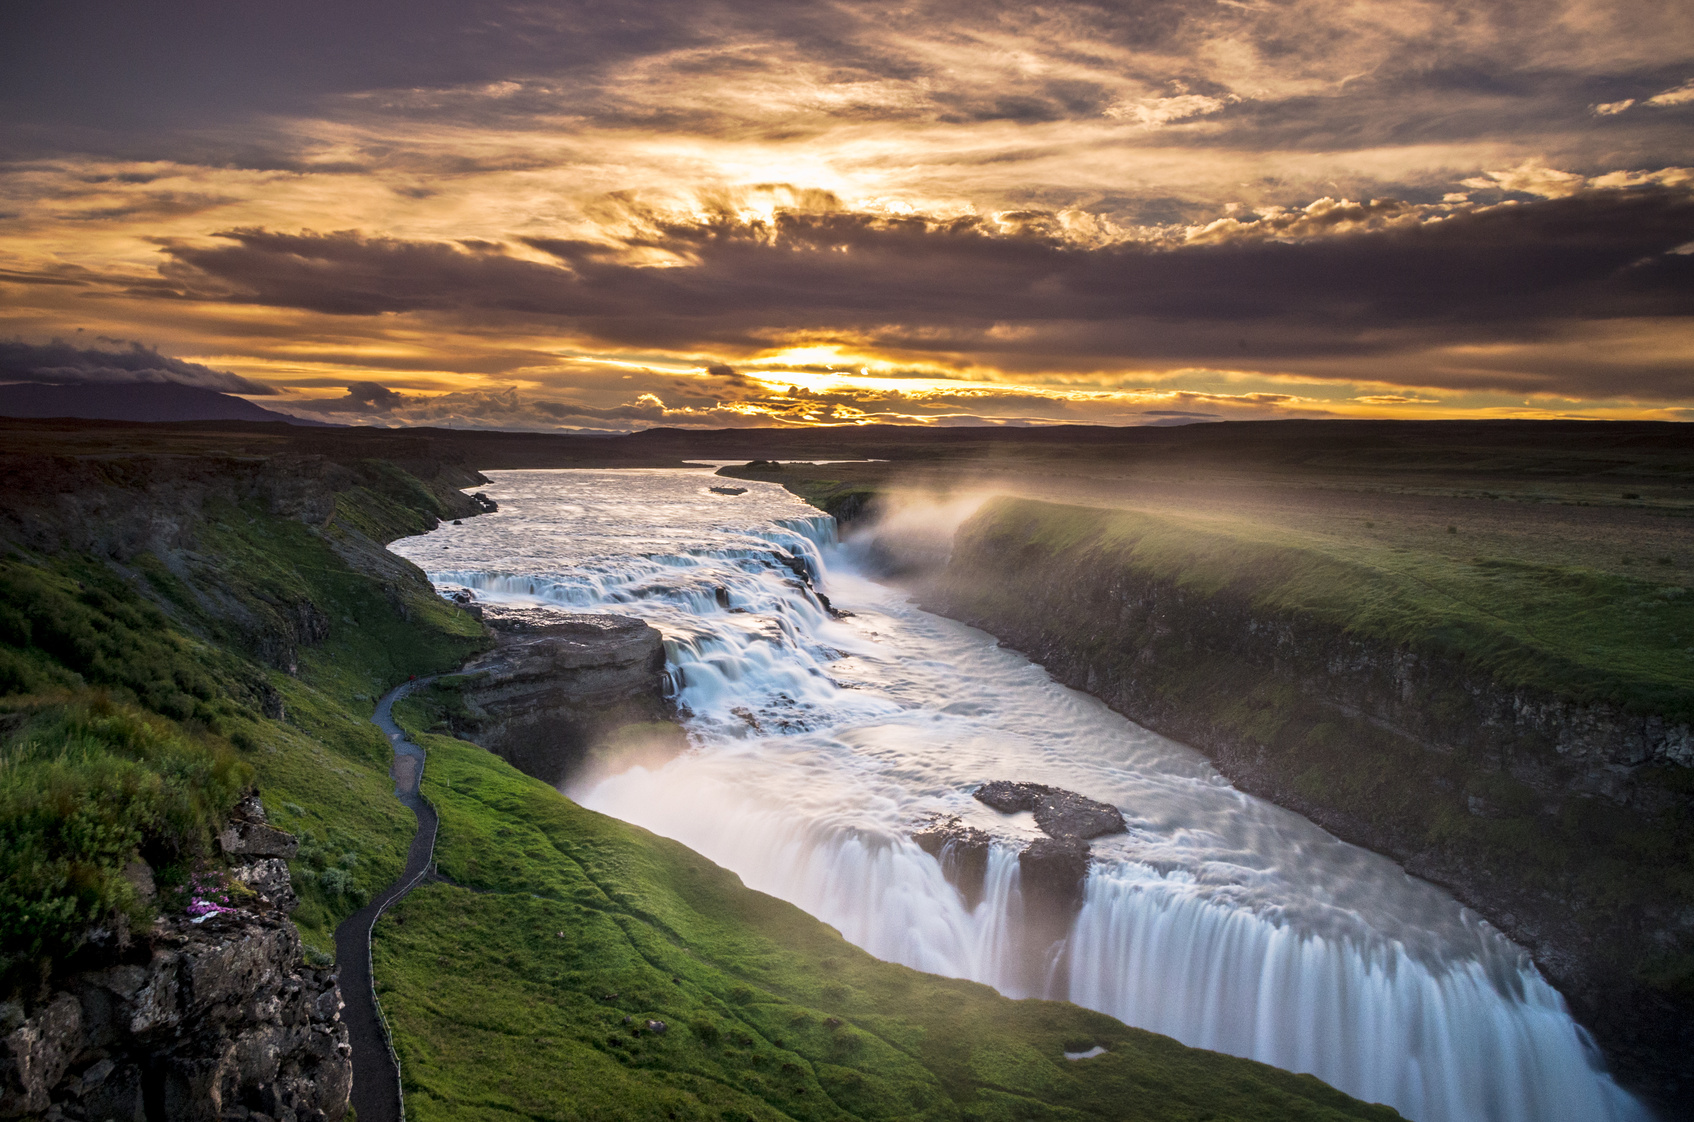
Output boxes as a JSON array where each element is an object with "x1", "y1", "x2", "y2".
[{"x1": 1, "y1": 0, "x2": 1691, "y2": 430}]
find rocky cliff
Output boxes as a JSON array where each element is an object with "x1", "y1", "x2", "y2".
[
  {"x1": 0, "y1": 799, "x2": 351, "y2": 1122},
  {"x1": 427, "y1": 607, "x2": 672, "y2": 787},
  {"x1": 928, "y1": 497, "x2": 1694, "y2": 1114},
  {"x1": 0, "y1": 441, "x2": 499, "y2": 1122}
]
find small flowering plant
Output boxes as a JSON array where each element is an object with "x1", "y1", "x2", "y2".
[{"x1": 184, "y1": 870, "x2": 237, "y2": 923}]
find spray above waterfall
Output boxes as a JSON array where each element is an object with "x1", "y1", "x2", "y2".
[{"x1": 392, "y1": 468, "x2": 1650, "y2": 1122}]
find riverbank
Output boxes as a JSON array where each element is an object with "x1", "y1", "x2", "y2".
[
  {"x1": 0, "y1": 430, "x2": 1404, "y2": 1121},
  {"x1": 923, "y1": 495, "x2": 1694, "y2": 1114}
]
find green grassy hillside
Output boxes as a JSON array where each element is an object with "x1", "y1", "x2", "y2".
[
  {"x1": 376, "y1": 705, "x2": 1399, "y2": 1122},
  {"x1": 962, "y1": 498, "x2": 1694, "y2": 722},
  {"x1": 0, "y1": 446, "x2": 1400, "y2": 1120},
  {"x1": 0, "y1": 459, "x2": 488, "y2": 988}
]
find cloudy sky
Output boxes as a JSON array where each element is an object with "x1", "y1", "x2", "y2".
[{"x1": 2, "y1": 0, "x2": 1690, "y2": 428}]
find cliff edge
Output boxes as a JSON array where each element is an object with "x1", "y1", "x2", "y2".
[
  {"x1": 416, "y1": 606, "x2": 672, "y2": 787},
  {"x1": 928, "y1": 495, "x2": 1694, "y2": 1114}
]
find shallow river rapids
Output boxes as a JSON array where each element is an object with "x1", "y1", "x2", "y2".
[{"x1": 393, "y1": 469, "x2": 1649, "y2": 1122}]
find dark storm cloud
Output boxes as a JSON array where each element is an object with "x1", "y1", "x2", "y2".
[
  {"x1": 153, "y1": 187, "x2": 1694, "y2": 395},
  {"x1": 0, "y1": 0, "x2": 857, "y2": 154},
  {"x1": 0, "y1": 338, "x2": 277, "y2": 394},
  {"x1": 59, "y1": 191, "x2": 237, "y2": 223},
  {"x1": 7, "y1": 0, "x2": 1689, "y2": 170},
  {"x1": 7, "y1": 0, "x2": 1689, "y2": 419},
  {"x1": 532, "y1": 398, "x2": 669, "y2": 421}
]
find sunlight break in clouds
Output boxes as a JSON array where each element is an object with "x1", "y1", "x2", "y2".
[{"x1": 0, "y1": 0, "x2": 1691, "y2": 429}]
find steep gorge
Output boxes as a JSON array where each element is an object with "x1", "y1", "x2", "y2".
[
  {"x1": 2, "y1": 436, "x2": 1407, "y2": 1122},
  {"x1": 925, "y1": 496, "x2": 1694, "y2": 1115}
]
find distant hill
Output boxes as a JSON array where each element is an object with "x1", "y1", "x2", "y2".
[{"x1": 0, "y1": 381, "x2": 327, "y2": 424}]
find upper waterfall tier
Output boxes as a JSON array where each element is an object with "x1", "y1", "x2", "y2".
[{"x1": 391, "y1": 468, "x2": 1649, "y2": 1122}]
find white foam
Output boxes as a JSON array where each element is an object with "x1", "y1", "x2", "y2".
[{"x1": 393, "y1": 468, "x2": 1650, "y2": 1122}]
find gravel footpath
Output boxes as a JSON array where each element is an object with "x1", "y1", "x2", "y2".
[{"x1": 333, "y1": 678, "x2": 439, "y2": 1122}]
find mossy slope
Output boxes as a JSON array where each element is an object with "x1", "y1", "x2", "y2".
[
  {"x1": 375, "y1": 710, "x2": 1399, "y2": 1122},
  {"x1": 0, "y1": 455, "x2": 488, "y2": 989}
]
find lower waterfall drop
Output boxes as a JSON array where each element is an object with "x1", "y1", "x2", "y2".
[{"x1": 392, "y1": 467, "x2": 1650, "y2": 1122}]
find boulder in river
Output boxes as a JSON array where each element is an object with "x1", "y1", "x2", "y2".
[
  {"x1": 973, "y1": 780, "x2": 1127, "y2": 840},
  {"x1": 912, "y1": 815, "x2": 991, "y2": 908}
]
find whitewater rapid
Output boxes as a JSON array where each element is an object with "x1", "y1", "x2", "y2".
[{"x1": 392, "y1": 468, "x2": 1650, "y2": 1122}]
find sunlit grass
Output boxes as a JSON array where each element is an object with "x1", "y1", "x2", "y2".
[{"x1": 373, "y1": 709, "x2": 1402, "y2": 1122}]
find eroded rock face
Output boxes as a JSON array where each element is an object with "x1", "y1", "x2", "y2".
[
  {"x1": 973, "y1": 781, "x2": 1127, "y2": 840},
  {"x1": 218, "y1": 796, "x2": 300, "y2": 862},
  {"x1": 973, "y1": 780, "x2": 1044, "y2": 815},
  {"x1": 1017, "y1": 837, "x2": 1092, "y2": 916},
  {"x1": 971, "y1": 781, "x2": 1125, "y2": 917},
  {"x1": 911, "y1": 816, "x2": 992, "y2": 909},
  {"x1": 0, "y1": 803, "x2": 350, "y2": 1122},
  {"x1": 446, "y1": 608, "x2": 672, "y2": 786}
]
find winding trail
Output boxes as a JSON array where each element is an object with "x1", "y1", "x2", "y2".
[{"x1": 333, "y1": 678, "x2": 440, "y2": 1122}]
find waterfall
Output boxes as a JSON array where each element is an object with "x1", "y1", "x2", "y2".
[{"x1": 393, "y1": 468, "x2": 1650, "y2": 1122}]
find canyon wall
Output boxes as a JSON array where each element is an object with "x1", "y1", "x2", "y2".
[{"x1": 925, "y1": 497, "x2": 1694, "y2": 1113}]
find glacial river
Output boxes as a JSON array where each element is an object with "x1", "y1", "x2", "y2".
[{"x1": 392, "y1": 468, "x2": 1649, "y2": 1122}]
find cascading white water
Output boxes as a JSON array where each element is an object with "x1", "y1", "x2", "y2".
[{"x1": 392, "y1": 468, "x2": 1651, "y2": 1122}]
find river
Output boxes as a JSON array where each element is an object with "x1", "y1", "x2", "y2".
[{"x1": 391, "y1": 467, "x2": 1649, "y2": 1122}]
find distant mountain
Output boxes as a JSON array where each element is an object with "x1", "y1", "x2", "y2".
[{"x1": 0, "y1": 381, "x2": 325, "y2": 424}]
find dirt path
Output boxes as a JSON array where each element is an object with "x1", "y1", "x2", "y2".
[{"x1": 333, "y1": 678, "x2": 439, "y2": 1122}]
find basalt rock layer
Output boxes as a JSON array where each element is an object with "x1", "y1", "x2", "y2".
[
  {"x1": 1017, "y1": 837, "x2": 1093, "y2": 919},
  {"x1": 439, "y1": 607, "x2": 672, "y2": 786},
  {"x1": 0, "y1": 807, "x2": 351, "y2": 1122},
  {"x1": 911, "y1": 815, "x2": 992, "y2": 908}
]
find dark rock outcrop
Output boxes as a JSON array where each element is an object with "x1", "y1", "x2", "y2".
[
  {"x1": 446, "y1": 588, "x2": 484, "y2": 621},
  {"x1": 911, "y1": 816, "x2": 991, "y2": 908},
  {"x1": 1017, "y1": 837, "x2": 1091, "y2": 916},
  {"x1": 444, "y1": 608, "x2": 672, "y2": 786},
  {"x1": 974, "y1": 781, "x2": 1127, "y2": 840},
  {"x1": 218, "y1": 797, "x2": 300, "y2": 862},
  {"x1": 0, "y1": 805, "x2": 350, "y2": 1122},
  {"x1": 964, "y1": 782, "x2": 1125, "y2": 916}
]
